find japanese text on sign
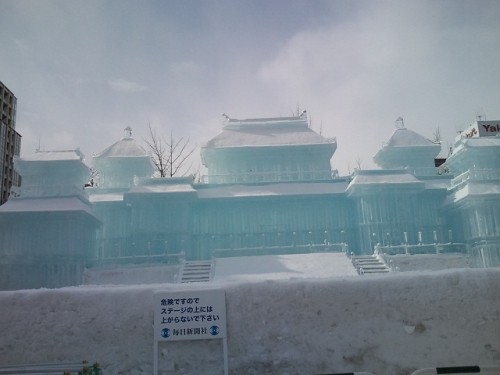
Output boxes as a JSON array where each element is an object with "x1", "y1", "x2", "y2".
[{"x1": 153, "y1": 290, "x2": 227, "y2": 342}]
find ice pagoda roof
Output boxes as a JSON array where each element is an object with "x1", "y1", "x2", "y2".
[
  {"x1": 384, "y1": 127, "x2": 438, "y2": 147},
  {"x1": 373, "y1": 127, "x2": 441, "y2": 170},
  {"x1": 94, "y1": 137, "x2": 149, "y2": 158},
  {"x1": 203, "y1": 115, "x2": 335, "y2": 149}
]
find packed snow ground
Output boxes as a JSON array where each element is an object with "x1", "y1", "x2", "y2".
[
  {"x1": 82, "y1": 253, "x2": 357, "y2": 286},
  {"x1": 213, "y1": 253, "x2": 358, "y2": 282},
  {"x1": 1, "y1": 255, "x2": 499, "y2": 375}
]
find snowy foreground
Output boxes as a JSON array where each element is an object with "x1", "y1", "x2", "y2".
[{"x1": 1, "y1": 262, "x2": 500, "y2": 375}]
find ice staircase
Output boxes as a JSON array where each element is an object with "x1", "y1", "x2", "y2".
[
  {"x1": 351, "y1": 253, "x2": 391, "y2": 275},
  {"x1": 178, "y1": 260, "x2": 214, "y2": 283}
]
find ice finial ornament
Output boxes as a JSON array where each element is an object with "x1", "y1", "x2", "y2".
[
  {"x1": 124, "y1": 126, "x2": 132, "y2": 139},
  {"x1": 395, "y1": 117, "x2": 405, "y2": 129}
]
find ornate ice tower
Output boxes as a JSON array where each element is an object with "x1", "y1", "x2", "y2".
[{"x1": 201, "y1": 113, "x2": 337, "y2": 184}]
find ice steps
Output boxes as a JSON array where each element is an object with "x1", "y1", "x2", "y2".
[
  {"x1": 178, "y1": 260, "x2": 213, "y2": 283},
  {"x1": 351, "y1": 254, "x2": 391, "y2": 275}
]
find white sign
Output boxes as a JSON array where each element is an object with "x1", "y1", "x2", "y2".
[
  {"x1": 153, "y1": 289, "x2": 227, "y2": 342},
  {"x1": 463, "y1": 121, "x2": 500, "y2": 138}
]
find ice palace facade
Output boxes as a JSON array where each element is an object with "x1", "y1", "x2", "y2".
[{"x1": 0, "y1": 114, "x2": 499, "y2": 290}]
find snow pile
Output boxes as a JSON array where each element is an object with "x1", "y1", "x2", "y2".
[{"x1": 1, "y1": 268, "x2": 500, "y2": 375}]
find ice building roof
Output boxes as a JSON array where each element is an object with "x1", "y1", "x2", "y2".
[
  {"x1": 203, "y1": 114, "x2": 335, "y2": 149},
  {"x1": 196, "y1": 181, "x2": 349, "y2": 199},
  {"x1": 127, "y1": 177, "x2": 197, "y2": 195},
  {"x1": 384, "y1": 127, "x2": 438, "y2": 147},
  {"x1": 88, "y1": 192, "x2": 124, "y2": 203},
  {"x1": 20, "y1": 149, "x2": 84, "y2": 162},
  {"x1": 91, "y1": 129, "x2": 154, "y2": 189},
  {"x1": 94, "y1": 132, "x2": 149, "y2": 158},
  {"x1": 445, "y1": 181, "x2": 500, "y2": 205},
  {"x1": 445, "y1": 135, "x2": 500, "y2": 173},
  {"x1": 421, "y1": 176, "x2": 452, "y2": 190},
  {"x1": 453, "y1": 135, "x2": 500, "y2": 152},
  {"x1": 0, "y1": 196, "x2": 97, "y2": 216},
  {"x1": 373, "y1": 126, "x2": 441, "y2": 171},
  {"x1": 346, "y1": 170, "x2": 425, "y2": 195},
  {"x1": 14, "y1": 150, "x2": 90, "y2": 199},
  {"x1": 349, "y1": 169, "x2": 422, "y2": 185}
]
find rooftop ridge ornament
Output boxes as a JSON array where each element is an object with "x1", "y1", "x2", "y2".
[
  {"x1": 124, "y1": 126, "x2": 132, "y2": 139},
  {"x1": 395, "y1": 117, "x2": 405, "y2": 129}
]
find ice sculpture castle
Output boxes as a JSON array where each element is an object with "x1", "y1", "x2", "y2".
[{"x1": 0, "y1": 114, "x2": 499, "y2": 289}]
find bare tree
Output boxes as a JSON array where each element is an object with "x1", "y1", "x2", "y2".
[
  {"x1": 85, "y1": 167, "x2": 99, "y2": 187},
  {"x1": 145, "y1": 123, "x2": 196, "y2": 178},
  {"x1": 355, "y1": 155, "x2": 363, "y2": 170},
  {"x1": 145, "y1": 124, "x2": 167, "y2": 177},
  {"x1": 432, "y1": 126, "x2": 442, "y2": 143}
]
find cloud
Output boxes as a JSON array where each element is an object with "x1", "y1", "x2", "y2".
[
  {"x1": 13, "y1": 38, "x2": 32, "y2": 57},
  {"x1": 169, "y1": 61, "x2": 201, "y2": 77},
  {"x1": 5, "y1": 0, "x2": 500, "y2": 174},
  {"x1": 108, "y1": 79, "x2": 148, "y2": 94},
  {"x1": 255, "y1": 1, "x2": 500, "y2": 172}
]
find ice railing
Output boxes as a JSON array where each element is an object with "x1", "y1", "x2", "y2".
[
  {"x1": 201, "y1": 169, "x2": 339, "y2": 184},
  {"x1": 90, "y1": 252, "x2": 185, "y2": 267},
  {"x1": 450, "y1": 168, "x2": 500, "y2": 189},
  {"x1": 90, "y1": 238, "x2": 186, "y2": 266},
  {"x1": 374, "y1": 242, "x2": 466, "y2": 256},
  {"x1": 212, "y1": 241, "x2": 349, "y2": 258},
  {"x1": 407, "y1": 166, "x2": 445, "y2": 176},
  {"x1": 372, "y1": 230, "x2": 466, "y2": 257}
]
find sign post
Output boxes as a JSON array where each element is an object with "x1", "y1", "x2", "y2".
[{"x1": 153, "y1": 289, "x2": 228, "y2": 375}]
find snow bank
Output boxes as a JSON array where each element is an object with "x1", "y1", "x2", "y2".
[{"x1": 1, "y1": 269, "x2": 499, "y2": 375}]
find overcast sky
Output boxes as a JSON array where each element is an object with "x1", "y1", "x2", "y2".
[{"x1": 2, "y1": 0, "x2": 500, "y2": 175}]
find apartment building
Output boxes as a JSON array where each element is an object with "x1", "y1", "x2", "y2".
[{"x1": 0, "y1": 81, "x2": 22, "y2": 204}]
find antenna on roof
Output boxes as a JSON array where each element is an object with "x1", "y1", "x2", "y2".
[
  {"x1": 475, "y1": 108, "x2": 486, "y2": 121},
  {"x1": 395, "y1": 117, "x2": 405, "y2": 129}
]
